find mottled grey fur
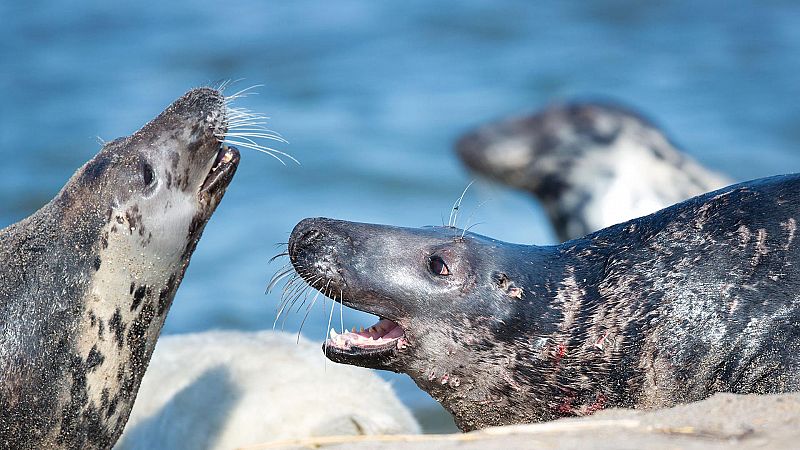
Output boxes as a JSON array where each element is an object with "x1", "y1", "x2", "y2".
[
  {"x1": 289, "y1": 174, "x2": 800, "y2": 431},
  {"x1": 0, "y1": 88, "x2": 239, "y2": 449},
  {"x1": 456, "y1": 101, "x2": 731, "y2": 241}
]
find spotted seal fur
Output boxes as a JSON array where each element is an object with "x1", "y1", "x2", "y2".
[
  {"x1": 0, "y1": 88, "x2": 241, "y2": 448},
  {"x1": 288, "y1": 174, "x2": 800, "y2": 431},
  {"x1": 456, "y1": 101, "x2": 731, "y2": 241}
]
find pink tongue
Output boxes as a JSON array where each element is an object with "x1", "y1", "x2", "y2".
[{"x1": 384, "y1": 325, "x2": 404, "y2": 339}]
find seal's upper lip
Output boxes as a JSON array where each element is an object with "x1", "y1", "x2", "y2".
[{"x1": 200, "y1": 144, "x2": 240, "y2": 195}]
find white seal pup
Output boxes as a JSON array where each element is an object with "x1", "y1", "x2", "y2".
[
  {"x1": 116, "y1": 330, "x2": 420, "y2": 450},
  {"x1": 456, "y1": 101, "x2": 731, "y2": 241},
  {"x1": 0, "y1": 88, "x2": 242, "y2": 448}
]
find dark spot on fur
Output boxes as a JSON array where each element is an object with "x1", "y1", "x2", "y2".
[
  {"x1": 93, "y1": 256, "x2": 101, "y2": 271},
  {"x1": 157, "y1": 274, "x2": 178, "y2": 316},
  {"x1": 105, "y1": 395, "x2": 118, "y2": 419},
  {"x1": 122, "y1": 300, "x2": 156, "y2": 400},
  {"x1": 131, "y1": 285, "x2": 147, "y2": 312},
  {"x1": 108, "y1": 308, "x2": 125, "y2": 349},
  {"x1": 86, "y1": 346, "x2": 105, "y2": 371},
  {"x1": 129, "y1": 282, "x2": 135, "y2": 295}
]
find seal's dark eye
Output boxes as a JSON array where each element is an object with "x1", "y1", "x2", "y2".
[
  {"x1": 429, "y1": 256, "x2": 450, "y2": 276},
  {"x1": 142, "y1": 162, "x2": 154, "y2": 186}
]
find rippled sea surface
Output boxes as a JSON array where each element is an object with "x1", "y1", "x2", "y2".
[{"x1": 2, "y1": 0, "x2": 800, "y2": 432}]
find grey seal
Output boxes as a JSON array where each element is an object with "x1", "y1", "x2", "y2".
[
  {"x1": 0, "y1": 88, "x2": 240, "y2": 448},
  {"x1": 287, "y1": 174, "x2": 800, "y2": 431},
  {"x1": 456, "y1": 101, "x2": 731, "y2": 241}
]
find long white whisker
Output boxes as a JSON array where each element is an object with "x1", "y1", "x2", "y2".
[
  {"x1": 339, "y1": 289, "x2": 344, "y2": 334},
  {"x1": 224, "y1": 139, "x2": 300, "y2": 165},
  {"x1": 449, "y1": 180, "x2": 475, "y2": 229},
  {"x1": 225, "y1": 132, "x2": 289, "y2": 144},
  {"x1": 223, "y1": 140, "x2": 288, "y2": 165},
  {"x1": 226, "y1": 84, "x2": 265, "y2": 100}
]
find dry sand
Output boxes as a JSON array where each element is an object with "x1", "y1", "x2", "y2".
[{"x1": 243, "y1": 392, "x2": 800, "y2": 450}]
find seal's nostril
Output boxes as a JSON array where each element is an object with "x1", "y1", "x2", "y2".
[
  {"x1": 289, "y1": 220, "x2": 326, "y2": 258},
  {"x1": 300, "y1": 229, "x2": 322, "y2": 244}
]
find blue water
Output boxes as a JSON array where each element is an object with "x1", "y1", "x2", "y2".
[{"x1": 2, "y1": 0, "x2": 800, "y2": 432}]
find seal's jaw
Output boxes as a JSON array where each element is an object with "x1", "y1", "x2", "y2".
[
  {"x1": 199, "y1": 144, "x2": 240, "y2": 202},
  {"x1": 324, "y1": 317, "x2": 409, "y2": 368}
]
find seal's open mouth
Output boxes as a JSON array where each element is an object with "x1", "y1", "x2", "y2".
[
  {"x1": 200, "y1": 144, "x2": 241, "y2": 195},
  {"x1": 325, "y1": 316, "x2": 409, "y2": 362}
]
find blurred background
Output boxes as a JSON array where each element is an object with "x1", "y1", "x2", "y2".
[{"x1": 2, "y1": 0, "x2": 800, "y2": 432}]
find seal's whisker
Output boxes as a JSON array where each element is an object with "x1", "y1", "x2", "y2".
[
  {"x1": 216, "y1": 77, "x2": 246, "y2": 93},
  {"x1": 226, "y1": 126, "x2": 276, "y2": 133},
  {"x1": 225, "y1": 132, "x2": 289, "y2": 144},
  {"x1": 281, "y1": 277, "x2": 307, "y2": 308},
  {"x1": 224, "y1": 84, "x2": 265, "y2": 101},
  {"x1": 223, "y1": 139, "x2": 300, "y2": 166},
  {"x1": 288, "y1": 283, "x2": 313, "y2": 313},
  {"x1": 462, "y1": 221, "x2": 486, "y2": 236},
  {"x1": 216, "y1": 79, "x2": 232, "y2": 92},
  {"x1": 273, "y1": 283, "x2": 299, "y2": 330},
  {"x1": 220, "y1": 90, "x2": 295, "y2": 166},
  {"x1": 323, "y1": 280, "x2": 335, "y2": 362},
  {"x1": 226, "y1": 116, "x2": 271, "y2": 126},
  {"x1": 225, "y1": 108, "x2": 270, "y2": 121},
  {"x1": 269, "y1": 252, "x2": 289, "y2": 263},
  {"x1": 277, "y1": 274, "x2": 303, "y2": 312},
  {"x1": 339, "y1": 289, "x2": 345, "y2": 334},
  {"x1": 223, "y1": 140, "x2": 287, "y2": 165},
  {"x1": 276, "y1": 277, "x2": 308, "y2": 330},
  {"x1": 224, "y1": 134, "x2": 289, "y2": 151},
  {"x1": 448, "y1": 180, "x2": 475, "y2": 229},
  {"x1": 461, "y1": 200, "x2": 489, "y2": 238},
  {"x1": 267, "y1": 267, "x2": 295, "y2": 293},
  {"x1": 297, "y1": 290, "x2": 323, "y2": 343}
]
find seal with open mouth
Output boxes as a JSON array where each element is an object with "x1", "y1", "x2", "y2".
[
  {"x1": 456, "y1": 101, "x2": 731, "y2": 241},
  {"x1": 288, "y1": 174, "x2": 800, "y2": 431},
  {"x1": 0, "y1": 87, "x2": 242, "y2": 448}
]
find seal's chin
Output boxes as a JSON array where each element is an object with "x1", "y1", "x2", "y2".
[
  {"x1": 324, "y1": 317, "x2": 408, "y2": 365},
  {"x1": 200, "y1": 144, "x2": 241, "y2": 196}
]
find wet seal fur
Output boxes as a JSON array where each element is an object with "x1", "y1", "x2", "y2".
[
  {"x1": 456, "y1": 101, "x2": 731, "y2": 241},
  {"x1": 0, "y1": 88, "x2": 240, "y2": 448},
  {"x1": 288, "y1": 174, "x2": 800, "y2": 431}
]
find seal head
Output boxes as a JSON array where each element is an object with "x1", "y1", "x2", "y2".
[
  {"x1": 456, "y1": 102, "x2": 731, "y2": 240},
  {"x1": 0, "y1": 87, "x2": 240, "y2": 448},
  {"x1": 289, "y1": 175, "x2": 800, "y2": 431}
]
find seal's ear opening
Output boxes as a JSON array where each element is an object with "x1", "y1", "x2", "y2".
[
  {"x1": 493, "y1": 272, "x2": 511, "y2": 290},
  {"x1": 493, "y1": 271, "x2": 524, "y2": 299}
]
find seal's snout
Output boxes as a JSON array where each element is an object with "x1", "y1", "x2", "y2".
[
  {"x1": 288, "y1": 217, "x2": 325, "y2": 258},
  {"x1": 175, "y1": 87, "x2": 226, "y2": 116},
  {"x1": 288, "y1": 217, "x2": 348, "y2": 290}
]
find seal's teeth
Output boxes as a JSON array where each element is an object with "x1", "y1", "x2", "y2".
[
  {"x1": 351, "y1": 326, "x2": 357, "y2": 333},
  {"x1": 329, "y1": 328, "x2": 338, "y2": 339}
]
